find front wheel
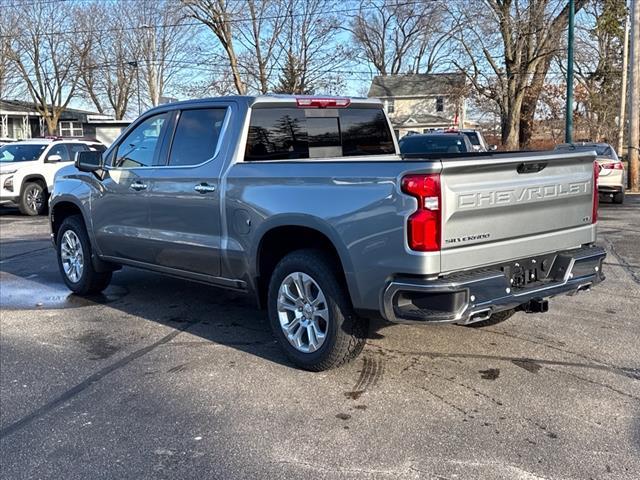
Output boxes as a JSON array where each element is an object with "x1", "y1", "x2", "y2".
[
  {"x1": 19, "y1": 182, "x2": 47, "y2": 216},
  {"x1": 56, "y1": 215, "x2": 112, "y2": 295},
  {"x1": 268, "y1": 249, "x2": 368, "y2": 371}
]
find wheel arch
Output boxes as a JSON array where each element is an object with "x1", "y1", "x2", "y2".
[{"x1": 251, "y1": 215, "x2": 359, "y2": 309}]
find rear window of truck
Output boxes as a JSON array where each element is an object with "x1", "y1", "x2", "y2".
[{"x1": 244, "y1": 107, "x2": 394, "y2": 161}]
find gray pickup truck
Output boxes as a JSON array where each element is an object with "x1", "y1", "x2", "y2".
[{"x1": 49, "y1": 96, "x2": 606, "y2": 371}]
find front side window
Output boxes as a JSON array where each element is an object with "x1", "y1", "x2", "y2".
[
  {"x1": 113, "y1": 112, "x2": 170, "y2": 168},
  {"x1": 59, "y1": 121, "x2": 84, "y2": 137},
  {"x1": 244, "y1": 107, "x2": 394, "y2": 161},
  {"x1": 47, "y1": 144, "x2": 71, "y2": 161},
  {"x1": 0, "y1": 144, "x2": 47, "y2": 162},
  {"x1": 168, "y1": 108, "x2": 227, "y2": 166}
]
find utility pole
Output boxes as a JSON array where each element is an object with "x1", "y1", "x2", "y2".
[
  {"x1": 565, "y1": 0, "x2": 575, "y2": 144},
  {"x1": 128, "y1": 61, "x2": 142, "y2": 116},
  {"x1": 617, "y1": 7, "x2": 630, "y2": 157},
  {"x1": 629, "y1": 0, "x2": 640, "y2": 192}
]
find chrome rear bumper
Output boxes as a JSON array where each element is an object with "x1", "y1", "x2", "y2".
[{"x1": 382, "y1": 245, "x2": 606, "y2": 325}]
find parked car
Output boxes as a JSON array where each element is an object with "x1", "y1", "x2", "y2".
[
  {"x1": 0, "y1": 138, "x2": 105, "y2": 215},
  {"x1": 554, "y1": 142, "x2": 625, "y2": 203},
  {"x1": 399, "y1": 132, "x2": 473, "y2": 155},
  {"x1": 50, "y1": 96, "x2": 605, "y2": 371},
  {"x1": 441, "y1": 128, "x2": 497, "y2": 152}
]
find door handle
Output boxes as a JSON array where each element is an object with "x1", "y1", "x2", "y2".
[
  {"x1": 194, "y1": 183, "x2": 216, "y2": 194},
  {"x1": 130, "y1": 181, "x2": 148, "y2": 191}
]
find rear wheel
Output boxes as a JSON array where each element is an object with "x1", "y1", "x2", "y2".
[
  {"x1": 268, "y1": 249, "x2": 367, "y2": 371},
  {"x1": 465, "y1": 309, "x2": 515, "y2": 328},
  {"x1": 19, "y1": 181, "x2": 47, "y2": 216},
  {"x1": 56, "y1": 215, "x2": 112, "y2": 295},
  {"x1": 613, "y1": 191, "x2": 624, "y2": 204}
]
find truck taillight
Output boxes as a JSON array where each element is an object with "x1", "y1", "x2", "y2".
[
  {"x1": 601, "y1": 161, "x2": 624, "y2": 170},
  {"x1": 401, "y1": 174, "x2": 441, "y2": 251},
  {"x1": 592, "y1": 161, "x2": 599, "y2": 224},
  {"x1": 296, "y1": 98, "x2": 350, "y2": 108}
]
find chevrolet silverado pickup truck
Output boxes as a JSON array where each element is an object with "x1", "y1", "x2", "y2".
[{"x1": 49, "y1": 96, "x2": 606, "y2": 371}]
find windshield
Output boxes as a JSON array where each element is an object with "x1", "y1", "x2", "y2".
[
  {"x1": 0, "y1": 144, "x2": 47, "y2": 163},
  {"x1": 399, "y1": 135, "x2": 468, "y2": 154}
]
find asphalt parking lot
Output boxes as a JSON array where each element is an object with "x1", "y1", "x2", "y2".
[{"x1": 1, "y1": 196, "x2": 639, "y2": 480}]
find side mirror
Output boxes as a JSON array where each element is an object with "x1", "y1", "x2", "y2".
[
  {"x1": 488, "y1": 145, "x2": 498, "y2": 151},
  {"x1": 76, "y1": 150, "x2": 103, "y2": 172},
  {"x1": 47, "y1": 154, "x2": 62, "y2": 163}
]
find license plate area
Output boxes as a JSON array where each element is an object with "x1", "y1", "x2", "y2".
[{"x1": 501, "y1": 253, "x2": 557, "y2": 289}]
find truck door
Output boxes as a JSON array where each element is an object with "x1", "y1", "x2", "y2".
[
  {"x1": 91, "y1": 111, "x2": 172, "y2": 263},
  {"x1": 145, "y1": 106, "x2": 229, "y2": 277}
]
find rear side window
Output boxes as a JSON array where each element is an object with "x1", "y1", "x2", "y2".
[
  {"x1": 168, "y1": 108, "x2": 227, "y2": 166},
  {"x1": 244, "y1": 107, "x2": 394, "y2": 161}
]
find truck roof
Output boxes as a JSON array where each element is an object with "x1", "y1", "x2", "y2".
[{"x1": 144, "y1": 95, "x2": 383, "y2": 113}]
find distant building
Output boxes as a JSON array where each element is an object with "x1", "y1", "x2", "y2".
[
  {"x1": 367, "y1": 73, "x2": 468, "y2": 138},
  {"x1": 0, "y1": 99, "x2": 130, "y2": 146}
]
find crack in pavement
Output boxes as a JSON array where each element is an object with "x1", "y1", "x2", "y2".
[{"x1": 0, "y1": 326, "x2": 189, "y2": 439}]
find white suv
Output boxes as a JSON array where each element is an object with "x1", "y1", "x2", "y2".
[{"x1": 0, "y1": 138, "x2": 105, "y2": 215}]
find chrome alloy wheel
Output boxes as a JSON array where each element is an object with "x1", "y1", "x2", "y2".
[
  {"x1": 60, "y1": 230, "x2": 84, "y2": 283},
  {"x1": 277, "y1": 272, "x2": 329, "y2": 353},
  {"x1": 26, "y1": 185, "x2": 43, "y2": 212}
]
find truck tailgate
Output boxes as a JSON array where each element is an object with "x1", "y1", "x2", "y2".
[{"x1": 439, "y1": 151, "x2": 596, "y2": 273}]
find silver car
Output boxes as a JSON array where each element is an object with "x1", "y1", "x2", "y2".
[{"x1": 555, "y1": 143, "x2": 625, "y2": 203}]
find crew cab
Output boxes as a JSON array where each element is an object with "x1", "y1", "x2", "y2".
[
  {"x1": 49, "y1": 96, "x2": 606, "y2": 371},
  {"x1": 0, "y1": 138, "x2": 105, "y2": 215}
]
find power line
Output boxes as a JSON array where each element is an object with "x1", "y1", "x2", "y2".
[{"x1": 0, "y1": 0, "x2": 432, "y2": 39}]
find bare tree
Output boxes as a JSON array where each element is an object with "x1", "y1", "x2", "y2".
[
  {"x1": 0, "y1": 8, "x2": 22, "y2": 102},
  {"x1": 347, "y1": 0, "x2": 452, "y2": 76},
  {"x1": 134, "y1": 0, "x2": 197, "y2": 107},
  {"x1": 183, "y1": 0, "x2": 247, "y2": 94},
  {"x1": 5, "y1": 0, "x2": 90, "y2": 135},
  {"x1": 571, "y1": 0, "x2": 627, "y2": 143},
  {"x1": 274, "y1": 0, "x2": 349, "y2": 94},
  {"x1": 450, "y1": 0, "x2": 587, "y2": 149},
  {"x1": 236, "y1": 0, "x2": 288, "y2": 94},
  {"x1": 75, "y1": 1, "x2": 140, "y2": 119}
]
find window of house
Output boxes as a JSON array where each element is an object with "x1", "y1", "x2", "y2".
[
  {"x1": 435, "y1": 97, "x2": 444, "y2": 112},
  {"x1": 386, "y1": 99, "x2": 395, "y2": 114},
  {"x1": 58, "y1": 121, "x2": 84, "y2": 137},
  {"x1": 168, "y1": 108, "x2": 227, "y2": 166}
]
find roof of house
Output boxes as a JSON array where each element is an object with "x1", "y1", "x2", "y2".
[
  {"x1": 0, "y1": 99, "x2": 108, "y2": 121},
  {"x1": 391, "y1": 113, "x2": 453, "y2": 126},
  {"x1": 368, "y1": 73, "x2": 466, "y2": 98}
]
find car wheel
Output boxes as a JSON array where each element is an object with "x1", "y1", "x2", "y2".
[
  {"x1": 465, "y1": 309, "x2": 515, "y2": 328},
  {"x1": 613, "y1": 191, "x2": 624, "y2": 204},
  {"x1": 56, "y1": 215, "x2": 112, "y2": 295},
  {"x1": 18, "y1": 182, "x2": 47, "y2": 216},
  {"x1": 268, "y1": 249, "x2": 368, "y2": 371}
]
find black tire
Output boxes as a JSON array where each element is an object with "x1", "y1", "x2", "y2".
[
  {"x1": 465, "y1": 309, "x2": 516, "y2": 328},
  {"x1": 56, "y1": 215, "x2": 112, "y2": 295},
  {"x1": 18, "y1": 181, "x2": 47, "y2": 216},
  {"x1": 613, "y1": 191, "x2": 624, "y2": 204},
  {"x1": 267, "y1": 249, "x2": 368, "y2": 371}
]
